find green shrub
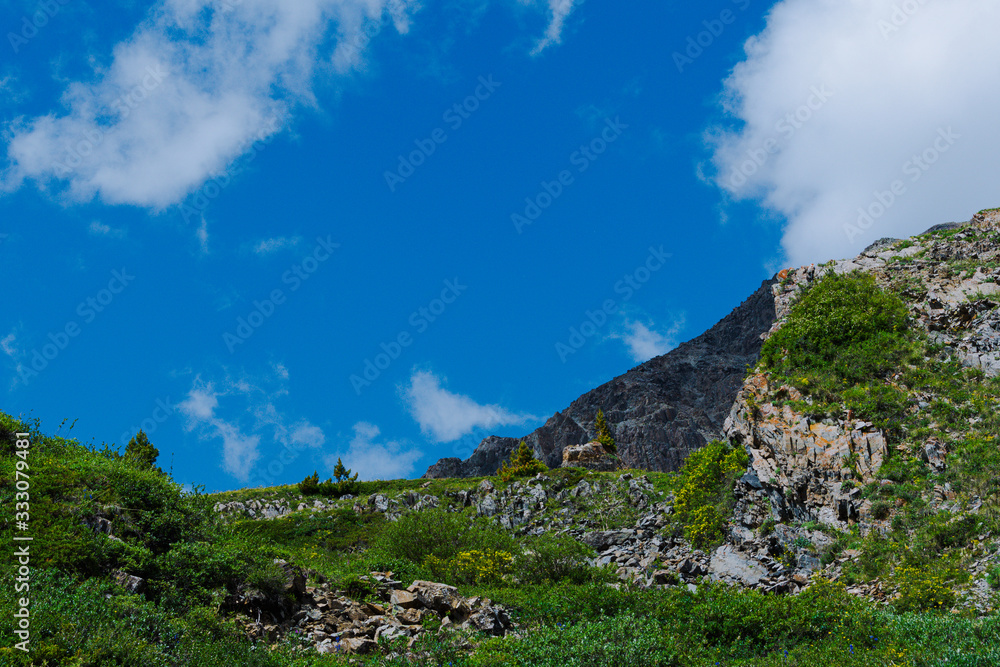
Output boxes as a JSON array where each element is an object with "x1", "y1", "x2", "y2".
[
  {"x1": 760, "y1": 271, "x2": 917, "y2": 431},
  {"x1": 871, "y1": 499, "x2": 892, "y2": 520},
  {"x1": 761, "y1": 271, "x2": 910, "y2": 374},
  {"x1": 375, "y1": 508, "x2": 517, "y2": 566},
  {"x1": 987, "y1": 566, "x2": 1000, "y2": 591},
  {"x1": 123, "y1": 429, "x2": 160, "y2": 471},
  {"x1": 424, "y1": 548, "x2": 514, "y2": 586},
  {"x1": 478, "y1": 612, "x2": 677, "y2": 666},
  {"x1": 892, "y1": 564, "x2": 960, "y2": 613},
  {"x1": 672, "y1": 440, "x2": 748, "y2": 548},
  {"x1": 514, "y1": 533, "x2": 594, "y2": 584}
]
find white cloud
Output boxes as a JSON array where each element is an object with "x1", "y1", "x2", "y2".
[
  {"x1": 614, "y1": 317, "x2": 685, "y2": 363},
  {"x1": 253, "y1": 236, "x2": 302, "y2": 256},
  {"x1": 177, "y1": 366, "x2": 326, "y2": 481},
  {"x1": 1, "y1": 0, "x2": 420, "y2": 208},
  {"x1": 0, "y1": 0, "x2": 576, "y2": 209},
  {"x1": 290, "y1": 421, "x2": 326, "y2": 448},
  {"x1": 325, "y1": 421, "x2": 422, "y2": 480},
  {"x1": 706, "y1": 0, "x2": 1000, "y2": 266},
  {"x1": 178, "y1": 380, "x2": 260, "y2": 480},
  {"x1": 403, "y1": 369, "x2": 536, "y2": 442},
  {"x1": 178, "y1": 384, "x2": 219, "y2": 420},
  {"x1": 88, "y1": 220, "x2": 126, "y2": 238},
  {"x1": 528, "y1": 0, "x2": 579, "y2": 56}
]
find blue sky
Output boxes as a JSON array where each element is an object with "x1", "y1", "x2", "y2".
[{"x1": 2, "y1": 0, "x2": 997, "y2": 491}]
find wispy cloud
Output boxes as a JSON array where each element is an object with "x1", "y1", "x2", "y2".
[
  {"x1": 325, "y1": 421, "x2": 422, "y2": 480},
  {"x1": 178, "y1": 380, "x2": 260, "y2": 480},
  {"x1": 614, "y1": 317, "x2": 685, "y2": 363},
  {"x1": 1, "y1": 326, "x2": 29, "y2": 390},
  {"x1": 0, "y1": 331, "x2": 17, "y2": 358},
  {"x1": 196, "y1": 217, "x2": 209, "y2": 254},
  {"x1": 88, "y1": 220, "x2": 126, "y2": 238},
  {"x1": 177, "y1": 366, "x2": 325, "y2": 481},
  {"x1": 403, "y1": 369, "x2": 536, "y2": 442},
  {"x1": 528, "y1": 0, "x2": 580, "y2": 56},
  {"x1": 253, "y1": 236, "x2": 302, "y2": 256}
]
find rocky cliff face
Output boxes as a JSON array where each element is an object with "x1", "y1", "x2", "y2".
[
  {"x1": 725, "y1": 209, "x2": 1000, "y2": 536},
  {"x1": 424, "y1": 278, "x2": 778, "y2": 478}
]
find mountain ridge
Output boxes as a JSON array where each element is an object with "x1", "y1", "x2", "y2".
[{"x1": 424, "y1": 277, "x2": 778, "y2": 478}]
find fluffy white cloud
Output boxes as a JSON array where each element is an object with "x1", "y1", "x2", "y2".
[
  {"x1": 215, "y1": 420, "x2": 262, "y2": 482},
  {"x1": 707, "y1": 0, "x2": 1000, "y2": 266},
  {"x1": 403, "y1": 369, "x2": 536, "y2": 442},
  {"x1": 178, "y1": 384, "x2": 219, "y2": 421},
  {"x1": 325, "y1": 421, "x2": 422, "y2": 480},
  {"x1": 615, "y1": 317, "x2": 685, "y2": 363},
  {"x1": 1, "y1": 0, "x2": 420, "y2": 208},
  {"x1": 1, "y1": 0, "x2": 577, "y2": 209},
  {"x1": 290, "y1": 422, "x2": 326, "y2": 448}
]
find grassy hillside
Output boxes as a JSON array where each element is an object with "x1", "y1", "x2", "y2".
[{"x1": 2, "y1": 409, "x2": 999, "y2": 666}]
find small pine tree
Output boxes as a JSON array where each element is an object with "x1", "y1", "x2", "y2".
[
  {"x1": 331, "y1": 457, "x2": 359, "y2": 497},
  {"x1": 300, "y1": 461, "x2": 360, "y2": 497},
  {"x1": 497, "y1": 440, "x2": 547, "y2": 481},
  {"x1": 298, "y1": 471, "x2": 320, "y2": 495},
  {"x1": 595, "y1": 409, "x2": 616, "y2": 454},
  {"x1": 124, "y1": 430, "x2": 160, "y2": 470}
]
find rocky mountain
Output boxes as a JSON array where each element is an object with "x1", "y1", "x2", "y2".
[{"x1": 424, "y1": 277, "x2": 779, "y2": 478}]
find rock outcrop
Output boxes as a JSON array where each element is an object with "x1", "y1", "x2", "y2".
[
  {"x1": 424, "y1": 278, "x2": 778, "y2": 478},
  {"x1": 724, "y1": 375, "x2": 887, "y2": 530},
  {"x1": 561, "y1": 441, "x2": 618, "y2": 471},
  {"x1": 234, "y1": 571, "x2": 512, "y2": 656}
]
